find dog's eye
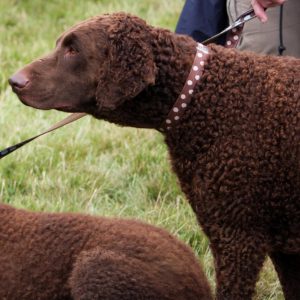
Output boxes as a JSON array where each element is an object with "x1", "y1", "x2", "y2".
[
  {"x1": 66, "y1": 47, "x2": 78, "y2": 56},
  {"x1": 64, "y1": 47, "x2": 78, "y2": 59}
]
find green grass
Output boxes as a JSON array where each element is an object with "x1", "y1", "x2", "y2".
[{"x1": 0, "y1": 0, "x2": 283, "y2": 299}]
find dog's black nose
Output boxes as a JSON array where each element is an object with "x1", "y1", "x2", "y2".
[{"x1": 8, "y1": 73, "x2": 29, "y2": 90}]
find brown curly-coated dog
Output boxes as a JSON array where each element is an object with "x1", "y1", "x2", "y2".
[
  {"x1": 0, "y1": 202, "x2": 212, "y2": 300},
  {"x1": 9, "y1": 12, "x2": 300, "y2": 300}
]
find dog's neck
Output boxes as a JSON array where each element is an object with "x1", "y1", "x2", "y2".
[
  {"x1": 157, "y1": 43, "x2": 209, "y2": 133},
  {"x1": 97, "y1": 29, "x2": 201, "y2": 130}
]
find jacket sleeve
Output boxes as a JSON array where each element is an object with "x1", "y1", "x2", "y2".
[{"x1": 175, "y1": 0, "x2": 228, "y2": 46}]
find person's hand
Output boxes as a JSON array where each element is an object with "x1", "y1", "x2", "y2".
[{"x1": 251, "y1": 0, "x2": 287, "y2": 23}]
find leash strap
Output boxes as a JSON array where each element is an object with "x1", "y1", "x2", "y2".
[
  {"x1": 0, "y1": 112, "x2": 87, "y2": 160},
  {"x1": 203, "y1": 6, "x2": 257, "y2": 48}
]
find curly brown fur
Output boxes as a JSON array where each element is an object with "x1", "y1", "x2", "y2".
[
  {"x1": 0, "y1": 202, "x2": 212, "y2": 300},
  {"x1": 8, "y1": 12, "x2": 300, "y2": 300}
]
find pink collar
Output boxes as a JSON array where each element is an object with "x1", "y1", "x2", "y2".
[{"x1": 158, "y1": 43, "x2": 209, "y2": 133}]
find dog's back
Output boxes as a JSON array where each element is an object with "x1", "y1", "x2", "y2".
[{"x1": 0, "y1": 202, "x2": 212, "y2": 300}]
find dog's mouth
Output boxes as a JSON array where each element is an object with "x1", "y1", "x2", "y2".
[
  {"x1": 15, "y1": 92, "x2": 73, "y2": 112},
  {"x1": 11, "y1": 85, "x2": 23, "y2": 94},
  {"x1": 54, "y1": 105, "x2": 73, "y2": 111},
  {"x1": 9, "y1": 81, "x2": 73, "y2": 112},
  {"x1": 16, "y1": 93, "x2": 46, "y2": 110}
]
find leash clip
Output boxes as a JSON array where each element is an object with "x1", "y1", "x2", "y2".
[{"x1": 202, "y1": 6, "x2": 257, "y2": 48}]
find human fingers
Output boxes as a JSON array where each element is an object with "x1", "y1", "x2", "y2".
[{"x1": 251, "y1": 0, "x2": 286, "y2": 23}]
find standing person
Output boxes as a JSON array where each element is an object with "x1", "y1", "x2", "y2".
[
  {"x1": 176, "y1": 0, "x2": 300, "y2": 57},
  {"x1": 228, "y1": 0, "x2": 300, "y2": 57}
]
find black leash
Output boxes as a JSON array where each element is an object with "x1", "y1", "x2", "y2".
[
  {"x1": 0, "y1": 113, "x2": 87, "y2": 160},
  {"x1": 278, "y1": 4, "x2": 286, "y2": 56}
]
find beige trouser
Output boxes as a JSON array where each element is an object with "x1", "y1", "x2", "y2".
[{"x1": 227, "y1": 0, "x2": 300, "y2": 57}]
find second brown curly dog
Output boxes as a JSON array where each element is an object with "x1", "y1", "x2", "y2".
[
  {"x1": 9, "y1": 12, "x2": 300, "y2": 299},
  {"x1": 0, "y1": 202, "x2": 212, "y2": 300}
]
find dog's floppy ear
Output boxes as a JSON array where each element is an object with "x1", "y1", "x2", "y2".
[{"x1": 96, "y1": 13, "x2": 157, "y2": 111}]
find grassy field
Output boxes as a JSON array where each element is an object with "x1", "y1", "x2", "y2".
[{"x1": 0, "y1": 0, "x2": 283, "y2": 299}]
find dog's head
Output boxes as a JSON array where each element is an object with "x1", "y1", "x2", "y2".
[{"x1": 9, "y1": 13, "x2": 157, "y2": 117}]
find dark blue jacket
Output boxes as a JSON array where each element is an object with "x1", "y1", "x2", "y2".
[{"x1": 175, "y1": 0, "x2": 228, "y2": 45}]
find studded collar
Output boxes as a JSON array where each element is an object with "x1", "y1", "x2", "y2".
[{"x1": 158, "y1": 43, "x2": 209, "y2": 133}]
